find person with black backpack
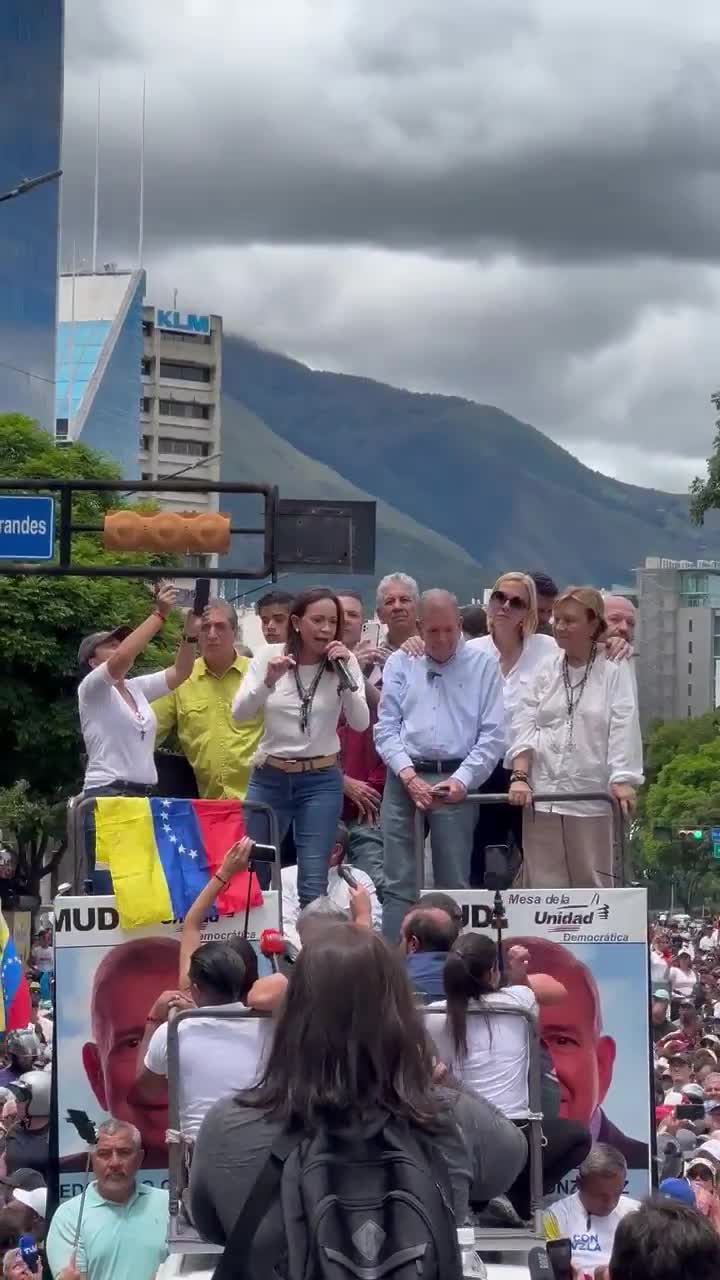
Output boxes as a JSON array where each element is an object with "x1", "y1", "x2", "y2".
[{"x1": 190, "y1": 922, "x2": 527, "y2": 1280}]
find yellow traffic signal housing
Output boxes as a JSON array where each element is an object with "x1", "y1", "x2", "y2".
[{"x1": 103, "y1": 510, "x2": 231, "y2": 555}]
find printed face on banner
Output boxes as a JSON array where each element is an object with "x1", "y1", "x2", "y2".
[
  {"x1": 54, "y1": 894, "x2": 280, "y2": 1197},
  {"x1": 424, "y1": 888, "x2": 651, "y2": 1196}
]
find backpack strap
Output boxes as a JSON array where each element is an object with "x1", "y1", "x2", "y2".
[{"x1": 212, "y1": 1131, "x2": 300, "y2": 1280}]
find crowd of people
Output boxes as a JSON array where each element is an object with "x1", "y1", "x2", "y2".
[
  {"x1": 74, "y1": 570, "x2": 644, "y2": 926},
  {"x1": 9, "y1": 567, "x2": 719, "y2": 1279}
]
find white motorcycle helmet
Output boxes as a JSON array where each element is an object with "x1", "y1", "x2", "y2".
[{"x1": 10, "y1": 1069, "x2": 51, "y2": 1120}]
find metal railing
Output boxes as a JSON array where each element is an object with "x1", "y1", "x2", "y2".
[
  {"x1": 414, "y1": 790, "x2": 628, "y2": 891},
  {"x1": 65, "y1": 793, "x2": 282, "y2": 894},
  {"x1": 164, "y1": 1005, "x2": 545, "y2": 1255},
  {"x1": 166, "y1": 1005, "x2": 271, "y2": 1253}
]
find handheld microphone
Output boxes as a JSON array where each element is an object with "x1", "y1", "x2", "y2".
[
  {"x1": 331, "y1": 657, "x2": 359, "y2": 692},
  {"x1": 260, "y1": 928, "x2": 285, "y2": 973},
  {"x1": 18, "y1": 1237, "x2": 40, "y2": 1272},
  {"x1": 527, "y1": 1247, "x2": 553, "y2": 1278}
]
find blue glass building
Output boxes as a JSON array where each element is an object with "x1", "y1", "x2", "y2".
[
  {"x1": 0, "y1": 0, "x2": 63, "y2": 429},
  {"x1": 56, "y1": 270, "x2": 145, "y2": 477}
]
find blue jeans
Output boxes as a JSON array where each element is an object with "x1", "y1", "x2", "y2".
[
  {"x1": 346, "y1": 819, "x2": 385, "y2": 900},
  {"x1": 245, "y1": 764, "x2": 343, "y2": 907},
  {"x1": 381, "y1": 769, "x2": 476, "y2": 943}
]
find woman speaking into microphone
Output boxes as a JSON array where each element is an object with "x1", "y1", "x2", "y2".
[{"x1": 232, "y1": 587, "x2": 369, "y2": 907}]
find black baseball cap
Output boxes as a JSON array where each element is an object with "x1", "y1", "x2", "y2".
[{"x1": 77, "y1": 626, "x2": 132, "y2": 668}]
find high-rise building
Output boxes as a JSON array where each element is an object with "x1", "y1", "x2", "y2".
[
  {"x1": 139, "y1": 306, "x2": 222, "y2": 512},
  {"x1": 1, "y1": 0, "x2": 63, "y2": 429},
  {"x1": 55, "y1": 270, "x2": 145, "y2": 475},
  {"x1": 636, "y1": 556, "x2": 720, "y2": 725}
]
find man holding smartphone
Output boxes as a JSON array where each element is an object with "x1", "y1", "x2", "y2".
[{"x1": 374, "y1": 589, "x2": 505, "y2": 943}]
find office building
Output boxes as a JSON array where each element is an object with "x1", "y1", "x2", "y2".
[
  {"x1": 55, "y1": 270, "x2": 145, "y2": 476},
  {"x1": 636, "y1": 556, "x2": 720, "y2": 725},
  {"x1": 139, "y1": 306, "x2": 222, "y2": 512},
  {"x1": 1, "y1": 0, "x2": 63, "y2": 430}
]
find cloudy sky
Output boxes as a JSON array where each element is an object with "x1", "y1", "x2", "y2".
[{"x1": 61, "y1": 0, "x2": 720, "y2": 491}]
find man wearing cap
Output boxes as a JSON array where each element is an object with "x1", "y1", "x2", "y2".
[
  {"x1": 77, "y1": 584, "x2": 199, "y2": 887},
  {"x1": 652, "y1": 989, "x2": 674, "y2": 1044}
]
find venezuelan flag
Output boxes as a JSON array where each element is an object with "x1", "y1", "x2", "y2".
[
  {"x1": 95, "y1": 797, "x2": 264, "y2": 930},
  {"x1": 0, "y1": 913, "x2": 31, "y2": 1032}
]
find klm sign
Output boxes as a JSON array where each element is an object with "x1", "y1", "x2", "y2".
[{"x1": 156, "y1": 309, "x2": 210, "y2": 336}]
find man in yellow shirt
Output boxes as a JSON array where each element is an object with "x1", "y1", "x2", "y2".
[{"x1": 154, "y1": 599, "x2": 263, "y2": 800}]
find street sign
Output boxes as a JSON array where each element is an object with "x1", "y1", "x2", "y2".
[
  {"x1": 713, "y1": 843, "x2": 720, "y2": 861},
  {"x1": 0, "y1": 496, "x2": 54, "y2": 561},
  {"x1": 712, "y1": 828, "x2": 720, "y2": 843}
]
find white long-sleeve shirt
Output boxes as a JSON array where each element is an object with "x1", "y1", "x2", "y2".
[
  {"x1": 467, "y1": 633, "x2": 557, "y2": 748},
  {"x1": 231, "y1": 645, "x2": 369, "y2": 761},
  {"x1": 506, "y1": 651, "x2": 643, "y2": 816},
  {"x1": 281, "y1": 864, "x2": 381, "y2": 949}
]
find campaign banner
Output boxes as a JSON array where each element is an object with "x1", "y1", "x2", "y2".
[
  {"x1": 54, "y1": 892, "x2": 280, "y2": 1200},
  {"x1": 423, "y1": 887, "x2": 652, "y2": 1199}
]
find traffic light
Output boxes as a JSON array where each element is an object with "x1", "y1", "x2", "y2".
[
  {"x1": 677, "y1": 829, "x2": 704, "y2": 840},
  {"x1": 103, "y1": 510, "x2": 230, "y2": 555}
]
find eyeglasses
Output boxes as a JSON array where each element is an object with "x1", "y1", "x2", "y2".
[{"x1": 490, "y1": 589, "x2": 528, "y2": 611}]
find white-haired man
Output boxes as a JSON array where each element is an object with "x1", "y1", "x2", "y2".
[
  {"x1": 376, "y1": 573, "x2": 420, "y2": 664},
  {"x1": 375, "y1": 589, "x2": 504, "y2": 942}
]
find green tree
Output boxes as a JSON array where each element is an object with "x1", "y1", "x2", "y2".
[
  {"x1": 691, "y1": 420, "x2": 720, "y2": 524},
  {"x1": 637, "y1": 738, "x2": 720, "y2": 911},
  {"x1": 0, "y1": 415, "x2": 180, "y2": 796},
  {"x1": 0, "y1": 780, "x2": 66, "y2": 899}
]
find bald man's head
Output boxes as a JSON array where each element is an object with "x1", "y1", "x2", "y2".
[
  {"x1": 400, "y1": 907, "x2": 460, "y2": 956},
  {"x1": 604, "y1": 595, "x2": 637, "y2": 645},
  {"x1": 507, "y1": 935, "x2": 615, "y2": 1126},
  {"x1": 83, "y1": 936, "x2": 181, "y2": 1163},
  {"x1": 418, "y1": 590, "x2": 462, "y2": 663}
]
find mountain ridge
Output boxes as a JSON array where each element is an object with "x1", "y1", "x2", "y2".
[{"x1": 219, "y1": 336, "x2": 720, "y2": 585}]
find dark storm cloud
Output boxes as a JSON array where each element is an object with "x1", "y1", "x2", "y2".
[{"x1": 60, "y1": 0, "x2": 720, "y2": 488}]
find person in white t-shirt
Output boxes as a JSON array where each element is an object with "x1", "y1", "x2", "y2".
[
  {"x1": 77, "y1": 583, "x2": 199, "y2": 887},
  {"x1": 544, "y1": 1143, "x2": 639, "y2": 1276},
  {"x1": 133, "y1": 940, "x2": 272, "y2": 1140},
  {"x1": 669, "y1": 951, "x2": 699, "y2": 1004},
  {"x1": 426, "y1": 933, "x2": 592, "y2": 1217},
  {"x1": 281, "y1": 823, "x2": 381, "y2": 950}
]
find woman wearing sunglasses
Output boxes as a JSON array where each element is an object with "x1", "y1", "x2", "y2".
[{"x1": 465, "y1": 572, "x2": 556, "y2": 883}]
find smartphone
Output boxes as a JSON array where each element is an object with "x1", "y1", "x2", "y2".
[
  {"x1": 337, "y1": 864, "x2": 359, "y2": 890},
  {"x1": 248, "y1": 842, "x2": 277, "y2": 864},
  {"x1": 676, "y1": 1103, "x2": 705, "y2": 1121},
  {"x1": 193, "y1": 577, "x2": 211, "y2": 617},
  {"x1": 546, "y1": 1238, "x2": 573, "y2": 1280}
]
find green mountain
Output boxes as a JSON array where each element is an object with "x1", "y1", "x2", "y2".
[
  {"x1": 220, "y1": 336, "x2": 720, "y2": 585},
  {"x1": 221, "y1": 395, "x2": 485, "y2": 600}
]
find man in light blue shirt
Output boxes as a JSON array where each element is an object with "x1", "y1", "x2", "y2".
[
  {"x1": 375, "y1": 589, "x2": 505, "y2": 942},
  {"x1": 47, "y1": 1118, "x2": 168, "y2": 1280}
]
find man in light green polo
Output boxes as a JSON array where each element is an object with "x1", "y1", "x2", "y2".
[
  {"x1": 154, "y1": 597, "x2": 264, "y2": 799},
  {"x1": 47, "y1": 1119, "x2": 167, "y2": 1280}
]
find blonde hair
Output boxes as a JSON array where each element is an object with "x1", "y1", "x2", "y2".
[
  {"x1": 489, "y1": 572, "x2": 538, "y2": 640},
  {"x1": 554, "y1": 586, "x2": 607, "y2": 637}
]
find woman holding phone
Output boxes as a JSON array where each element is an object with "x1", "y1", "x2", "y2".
[
  {"x1": 78, "y1": 583, "x2": 200, "y2": 885},
  {"x1": 232, "y1": 587, "x2": 369, "y2": 908}
]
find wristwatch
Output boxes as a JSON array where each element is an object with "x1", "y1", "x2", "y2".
[{"x1": 183, "y1": 634, "x2": 199, "y2": 645}]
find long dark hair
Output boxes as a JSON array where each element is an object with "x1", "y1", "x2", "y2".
[
  {"x1": 237, "y1": 923, "x2": 444, "y2": 1130},
  {"x1": 285, "y1": 587, "x2": 345, "y2": 663},
  {"x1": 443, "y1": 933, "x2": 497, "y2": 1060}
]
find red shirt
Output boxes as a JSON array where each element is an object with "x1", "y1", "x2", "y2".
[{"x1": 338, "y1": 720, "x2": 385, "y2": 822}]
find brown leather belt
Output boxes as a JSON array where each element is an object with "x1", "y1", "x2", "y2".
[{"x1": 264, "y1": 754, "x2": 338, "y2": 774}]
